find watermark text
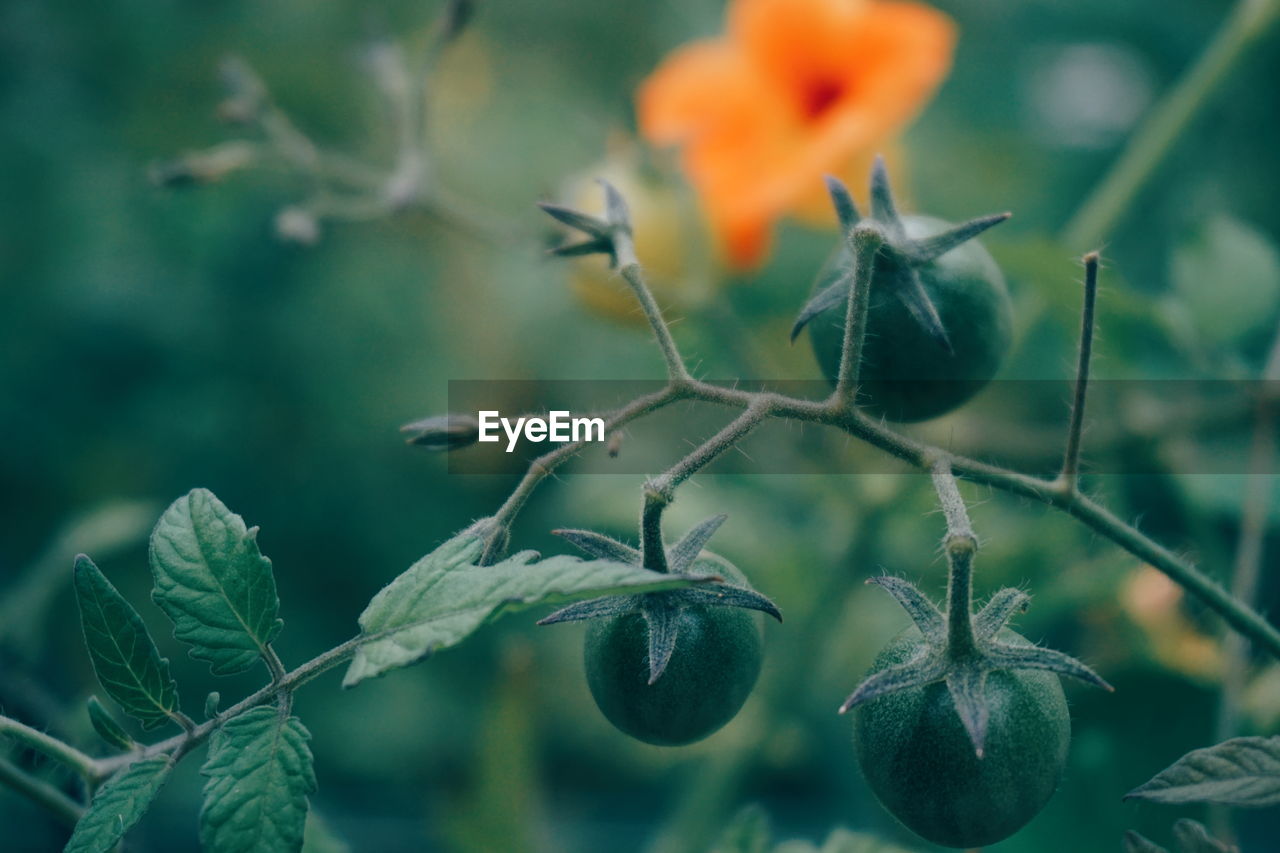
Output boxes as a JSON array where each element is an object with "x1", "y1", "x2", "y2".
[{"x1": 477, "y1": 410, "x2": 605, "y2": 452}]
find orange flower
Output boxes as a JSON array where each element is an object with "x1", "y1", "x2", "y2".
[{"x1": 637, "y1": 0, "x2": 955, "y2": 269}]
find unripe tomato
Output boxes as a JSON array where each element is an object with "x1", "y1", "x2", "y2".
[
  {"x1": 852, "y1": 628, "x2": 1069, "y2": 848},
  {"x1": 809, "y1": 216, "x2": 1013, "y2": 422},
  {"x1": 584, "y1": 602, "x2": 762, "y2": 746}
]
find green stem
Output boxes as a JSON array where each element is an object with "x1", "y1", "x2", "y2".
[
  {"x1": 931, "y1": 461, "x2": 980, "y2": 656},
  {"x1": 1057, "y1": 253, "x2": 1100, "y2": 492},
  {"x1": 479, "y1": 385, "x2": 684, "y2": 564},
  {"x1": 619, "y1": 261, "x2": 691, "y2": 382},
  {"x1": 832, "y1": 225, "x2": 883, "y2": 408},
  {"x1": 1062, "y1": 0, "x2": 1280, "y2": 249},
  {"x1": 0, "y1": 715, "x2": 102, "y2": 781},
  {"x1": 638, "y1": 401, "x2": 772, "y2": 573},
  {"x1": 98, "y1": 636, "x2": 363, "y2": 775}
]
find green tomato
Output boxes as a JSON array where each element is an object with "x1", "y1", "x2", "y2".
[
  {"x1": 853, "y1": 628, "x2": 1069, "y2": 848},
  {"x1": 810, "y1": 216, "x2": 1013, "y2": 422},
  {"x1": 584, "y1": 603, "x2": 762, "y2": 747}
]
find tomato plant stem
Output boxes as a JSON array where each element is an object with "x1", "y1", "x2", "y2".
[
  {"x1": 639, "y1": 401, "x2": 772, "y2": 572},
  {"x1": 832, "y1": 225, "x2": 883, "y2": 408},
  {"x1": 620, "y1": 262, "x2": 691, "y2": 382},
  {"x1": 932, "y1": 461, "x2": 980, "y2": 656},
  {"x1": 1056, "y1": 253, "x2": 1099, "y2": 493},
  {"x1": 0, "y1": 714, "x2": 102, "y2": 782}
]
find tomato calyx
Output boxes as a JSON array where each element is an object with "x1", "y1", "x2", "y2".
[
  {"x1": 790, "y1": 157, "x2": 1010, "y2": 354},
  {"x1": 539, "y1": 179, "x2": 635, "y2": 268},
  {"x1": 840, "y1": 573, "x2": 1112, "y2": 757},
  {"x1": 538, "y1": 514, "x2": 781, "y2": 683}
]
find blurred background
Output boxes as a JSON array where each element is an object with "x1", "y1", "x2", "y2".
[{"x1": 2, "y1": 0, "x2": 1279, "y2": 850}]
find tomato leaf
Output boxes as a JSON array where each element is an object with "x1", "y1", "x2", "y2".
[
  {"x1": 200, "y1": 706, "x2": 316, "y2": 853},
  {"x1": 149, "y1": 489, "x2": 283, "y2": 675},
  {"x1": 87, "y1": 696, "x2": 135, "y2": 750},
  {"x1": 64, "y1": 757, "x2": 172, "y2": 853},
  {"x1": 1125, "y1": 736, "x2": 1280, "y2": 807},
  {"x1": 73, "y1": 555, "x2": 180, "y2": 730},
  {"x1": 343, "y1": 531, "x2": 711, "y2": 687}
]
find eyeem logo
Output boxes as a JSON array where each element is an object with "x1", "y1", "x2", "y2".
[{"x1": 477, "y1": 410, "x2": 606, "y2": 453}]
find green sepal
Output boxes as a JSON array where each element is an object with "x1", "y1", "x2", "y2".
[
  {"x1": 540, "y1": 516, "x2": 781, "y2": 684},
  {"x1": 794, "y1": 162, "x2": 1010, "y2": 353},
  {"x1": 842, "y1": 578, "x2": 1110, "y2": 755},
  {"x1": 539, "y1": 180, "x2": 634, "y2": 268}
]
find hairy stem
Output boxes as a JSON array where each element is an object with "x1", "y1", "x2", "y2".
[
  {"x1": 1058, "y1": 253, "x2": 1100, "y2": 492},
  {"x1": 481, "y1": 385, "x2": 684, "y2": 564},
  {"x1": 832, "y1": 225, "x2": 884, "y2": 407},
  {"x1": 98, "y1": 636, "x2": 363, "y2": 775},
  {"x1": 639, "y1": 401, "x2": 772, "y2": 572},
  {"x1": 1062, "y1": 0, "x2": 1280, "y2": 249},
  {"x1": 932, "y1": 460, "x2": 980, "y2": 656},
  {"x1": 0, "y1": 715, "x2": 101, "y2": 782},
  {"x1": 0, "y1": 756, "x2": 84, "y2": 826},
  {"x1": 619, "y1": 261, "x2": 691, "y2": 382},
  {"x1": 477, "y1": 364, "x2": 1280, "y2": 660},
  {"x1": 264, "y1": 645, "x2": 288, "y2": 685}
]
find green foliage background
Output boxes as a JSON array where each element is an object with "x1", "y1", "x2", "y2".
[{"x1": 2, "y1": 0, "x2": 1279, "y2": 850}]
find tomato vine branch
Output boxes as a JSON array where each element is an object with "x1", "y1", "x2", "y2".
[
  {"x1": 1057, "y1": 252, "x2": 1099, "y2": 493},
  {"x1": 931, "y1": 461, "x2": 980, "y2": 657},
  {"x1": 522, "y1": 185, "x2": 1280, "y2": 663},
  {"x1": 0, "y1": 714, "x2": 101, "y2": 782}
]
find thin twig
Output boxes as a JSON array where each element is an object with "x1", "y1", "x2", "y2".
[
  {"x1": 1057, "y1": 252, "x2": 1100, "y2": 493},
  {"x1": 619, "y1": 263, "x2": 691, "y2": 383}
]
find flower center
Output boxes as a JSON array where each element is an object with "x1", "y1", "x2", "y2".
[{"x1": 801, "y1": 77, "x2": 845, "y2": 121}]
